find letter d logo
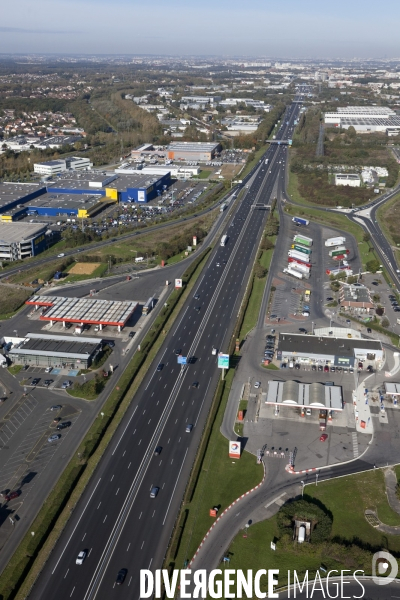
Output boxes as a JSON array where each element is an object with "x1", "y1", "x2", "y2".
[{"x1": 372, "y1": 551, "x2": 398, "y2": 585}]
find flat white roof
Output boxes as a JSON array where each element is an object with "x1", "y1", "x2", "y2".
[{"x1": 26, "y1": 295, "x2": 138, "y2": 326}]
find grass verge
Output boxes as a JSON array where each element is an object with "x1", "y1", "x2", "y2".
[
  {"x1": 7, "y1": 364, "x2": 23, "y2": 375},
  {"x1": 2, "y1": 248, "x2": 212, "y2": 600},
  {"x1": 166, "y1": 368, "x2": 263, "y2": 570},
  {"x1": 227, "y1": 469, "x2": 400, "y2": 591}
]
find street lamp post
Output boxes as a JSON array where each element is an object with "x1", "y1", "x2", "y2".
[{"x1": 301, "y1": 480, "x2": 305, "y2": 497}]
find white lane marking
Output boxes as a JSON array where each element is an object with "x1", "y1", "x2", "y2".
[
  {"x1": 128, "y1": 462, "x2": 131, "y2": 469},
  {"x1": 97, "y1": 503, "x2": 101, "y2": 510},
  {"x1": 127, "y1": 543, "x2": 131, "y2": 551},
  {"x1": 141, "y1": 541, "x2": 145, "y2": 550},
  {"x1": 64, "y1": 569, "x2": 69, "y2": 579},
  {"x1": 139, "y1": 512, "x2": 142, "y2": 520},
  {"x1": 103, "y1": 515, "x2": 107, "y2": 523},
  {"x1": 116, "y1": 488, "x2": 119, "y2": 495},
  {"x1": 70, "y1": 587, "x2": 75, "y2": 597},
  {"x1": 82, "y1": 533, "x2": 86, "y2": 541},
  {"x1": 112, "y1": 406, "x2": 138, "y2": 456},
  {"x1": 162, "y1": 447, "x2": 189, "y2": 525}
]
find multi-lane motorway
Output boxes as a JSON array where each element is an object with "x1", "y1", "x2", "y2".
[{"x1": 28, "y1": 98, "x2": 302, "y2": 598}]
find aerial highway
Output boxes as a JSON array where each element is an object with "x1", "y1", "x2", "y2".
[{"x1": 28, "y1": 96, "x2": 302, "y2": 598}]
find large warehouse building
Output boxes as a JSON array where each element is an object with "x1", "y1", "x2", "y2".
[
  {"x1": 0, "y1": 171, "x2": 172, "y2": 222},
  {"x1": 0, "y1": 221, "x2": 50, "y2": 261},
  {"x1": 8, "y1": 333, "x2": 102, "y2": 369},
  {"x1": 324, "y1": 106, "x2": 400, "y2": 134},
  {"x1": 166, "y1": 142, "x2": 221, "y2": 162},
  {"x1": 277, "y1": 331, "x2": 383, "y2": 368}
]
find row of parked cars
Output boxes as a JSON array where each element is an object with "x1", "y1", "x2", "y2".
[{"x1": 263, "y1": 334, "x2": 276, "y2": 362}]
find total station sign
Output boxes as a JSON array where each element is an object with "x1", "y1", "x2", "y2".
[
  {"x1": 229, "y1": 441, "x2": 241, "y2": 459},
  {"x1": 175, "y1": 279, "x2": 182, "y2": 288},
  {"x1": 218, "y1": 353, "x2": 229, "y2": 369}
]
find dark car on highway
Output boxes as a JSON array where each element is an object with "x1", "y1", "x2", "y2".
[
  {"x1": 116, "y1": 569, "x2": 127, "y2": 585},
  {"x1": 4, "y1": 490, "x2": 21, "y2": 502}
]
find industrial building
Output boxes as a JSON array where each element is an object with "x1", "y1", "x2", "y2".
[
  {"x1": 115, "y1": 165, "x2": 200, "y2": 180},
  {"x1": 277, "y1": 331, "x2": 383, "y2": 368},
  {"x1": 166, "y1": 142, "x2": 221, "y2": 162},
  {"x1": 34, "y1": 156, "x2": 93, "y2": 176},
  {"x1": 0, "y1": 171, "x2": 172, "y2": 222},
  {"x1": 0, "y1": 221, "x2": 49, "y2": 261},
  {"x1": 334, "y1": 173, "x2": 361, "y2": 187},
  {"x1": 265, "y1": 380, "x2": 343, "y2": 412},
  {"x1": 7, "y1": 333, "x2": 102, "y2": 369},
  {"x1": 26, "y1": 295, "x2": 138, "y2": 331},
  {"x1": 324, "y1": 106, "x2": 400, "y2": 134}
]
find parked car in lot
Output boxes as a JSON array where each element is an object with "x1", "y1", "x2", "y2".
[
  {"x1": 306, "y1": 408, "x2": 312, "y2": 416},
  {"x1": 48, "y1": 434, "x2": 61, "y2": 443},
  {"x1": 367, "y1": 365, "x2": 374, "y2": 373},
  {"x1": 318, "y1": 365, "x2": 323, "y2": 371},
  {"x1": 50, "y1": 405, "x2": 62, "y2": 411},
  {"x1": 61, "y1": 381, "x2": 72, "y2": 389},
  {"x1": 254, "y1": 381, "x2": 260, "y2": 389},
  {"x1": 44, "y1": 379, "x2": 53, "y2": 387},
  {"x1": 319, "y1": 433, "x2": 328, "y2": 442},
  {"x1": 31, "y1": 378, "x2": 40, "y2": 386},
  {"x1": 57, "y1": 421, "x2": 71, "y2": 430},
  {"x1": 311, "y1": 365, "x2": 317, "y2": 371},
  {"x1": 45, "y1": 366, "x2": 53, "y2": 373},
  {"x1": 324, "y1": 365, "x2": 329, "y2": 372},
  {"x1": 4, "y1": 490, "x2": 21, "y2": 502}
]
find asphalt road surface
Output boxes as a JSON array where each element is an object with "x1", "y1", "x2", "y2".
[{"x1": 28, "y1": 97, "x2": 302, "y2": 599}]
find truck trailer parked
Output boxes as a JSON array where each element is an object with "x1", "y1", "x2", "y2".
[
  {"x1": 288, "y1": 250, "x2": 311, "y2": 263},
  {"x1": 325, "y1": 236, "x2": 346, "y2": 247},
  {"x1": 329, "y1": 247, "x2": 349, "y2": 258},
  {"x1": 292, "y1": 217, "x2": 309, "y2": 226},
  {"x1": 290, "y1": 262, "x2": 310, "y2": 275},
  {"x1": 326, "y1": 267, "x2": 353, "y2": 276},
  {"x1": 288, "y1": 257, "x2": 311, "y2": 269},
  {"x1": 292, "y1": 244, "x2": 312, "y2": 255},
  {"x1": 293, "y1": 234, "x2": 313, "y2": 247},
  {"x1": 283, "y1": 267, "x2": 303, "y2": 279}
]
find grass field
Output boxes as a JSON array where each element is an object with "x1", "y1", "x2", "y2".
[
  {"x1": 377, "y1": 191, "x2": 400, "y2": 253},
  {"x1": 239, "y1": 244, "x2": 276, "y2": 341},
  {"x1": 173, "y1": 369, "x2": 263, "y2": 569},
  {"x1": 227, "y1": 469, "x2": 400, "y2": 590},
  {"x1": 0, "y1": 285, "x2": 34, "y2": 319}
]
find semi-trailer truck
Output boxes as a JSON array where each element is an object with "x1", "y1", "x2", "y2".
[
  {"x1": 290, "y1": 261, "x2": 310, "y2": 275},
  {"x1": 291, "y1": 244, "x2": 312, "y2": 255},
  {"x1": 220, "y1": 234, "x2": 228, "y2": 247},
  {"x1": 325, "y1": 236, "x2": 346, "y2": 247},
  {"x1": 288, "y1": 250, "x2": 311, "y2": 263},
  {"x1": 329, "y1": 247, "x2": 349, "y2": 258},
  {"x1": 283, "y1": 267, "x2": 303, "y2": 279},
  {"x1": 288, "y1": 257, "x2": 312, "y2": 269},
  {"x1": 326, "y1": 267, "x2": 353, "y2": 276},
  {"x1": 293, "y1": 234, "x2": 313, "y2": 247},
  {"x1": 292, "y1": 217, "x2": 309, "y2": 226}
]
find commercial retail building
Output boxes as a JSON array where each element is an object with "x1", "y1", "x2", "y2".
[
  {"x1": 7, "y1": 333, "x2": 101, "y2": 368},
  {"x1": 166, "y1": 142, "x2": 221, "y2": 162},
  {"x1": 276, "y1": 332, "x2": 383, "y2": 368},
  {"x1": 0, "y1": 221, "x2": 49, "y2": 261}
]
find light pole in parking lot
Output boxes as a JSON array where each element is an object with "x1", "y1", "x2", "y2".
[
  {"x1": 301, "y1": 480, "x2": 305, "y2": 497},
  {"x1": 311, "y1": 321, "x2": 314, "y2": 334}
]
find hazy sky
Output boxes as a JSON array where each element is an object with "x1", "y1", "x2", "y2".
[{"x1": 1, "y1": 0, "x2": 400, "y2": 58}]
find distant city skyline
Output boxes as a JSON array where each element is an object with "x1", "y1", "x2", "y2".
[{"x1": 1, "y1": 0, "x2": 400, "y2": 58}]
